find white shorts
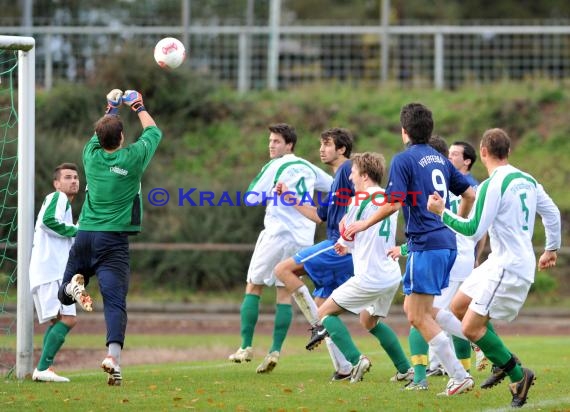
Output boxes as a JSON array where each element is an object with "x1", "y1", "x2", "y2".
[
  {"x1": 460, "y1": 263, "x2": 531, "y2": 322},
  {"x1": 32, "y1": 280, "x2": 76, "y2": 324},
  {"x1": 330, "y1": 276, "x2": 400, "y2": 317},
  {"x1": 247, "y1": 230, "x2": 306, "y2": 287},
  {"x1": 433, "y1": 279, "x2": 462, "y2": 310}
]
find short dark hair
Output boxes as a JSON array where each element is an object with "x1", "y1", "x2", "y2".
[
  {"x1": 95, "y1": 115, "x2": 124, "y2": 150},
  {"x1": 452, "y1": 141, "x2": 477, "y2": 171},
  {"x1": 400, "y1": 103, "x2": 434, "y2": 144},
  {"x1": 53, "y1": 163, "x2": 78, "y2": 181},
  {"x1": 351, "y1": 152, "x2": 385, "y2": 186},
  {"x1": 429, "y1": 135, "x2": 449, "y2": 157},
  {"x1": 481, "y1": 128, "x2": 510, "y2": 160},
  {"x1": 268, "y1": 123, "x2": 297, "y2": 150},
  {"x1": 320, "y1": 127, "x2": 353, "y2": 158}
]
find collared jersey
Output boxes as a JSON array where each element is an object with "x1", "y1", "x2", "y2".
[
  {"x1": 29, "y1": 191, "x2": 77, "y2": 291},
  {"x1": 246, "y1": 153, "x2": 333, "y2": 246},
  {"x1": 385, "y1": 144, "x2": 470, "y2": 251},
  {"x1": 79, "y1": 125, "x2": 162, "y2": 232},
  {"x1": 317, "y1": 160, "x2": 355, "y2": 242},
  {"x1": 442, "y1": 164, "x2": 561, "y2": 283},
  {"x1": 338, "y1": 186, "x2": 401, "y2": 289}
]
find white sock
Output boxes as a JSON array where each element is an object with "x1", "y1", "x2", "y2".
[
  {"x1": 292, "y1": 285, "x2": 319, "y2": 326},
  {"x1": 429, "y1": 331, "x2": 467, "y2": 381},
  {"x1": 108, "y1": 342, "x2": 121, "y2": 364},
  {"x1": 325, "y1": 337, "x2": 352, "y2": 375},
  {"x1": 428, "y1": 345, "x2": 440, "y2": 370},
  {"x1": 436, "y1": 309, "x2": 467, "y2": 340}
]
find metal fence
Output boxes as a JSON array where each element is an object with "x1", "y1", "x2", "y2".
[{"x1": 3, "y1": 24, "x2": 570, "y2": 91}]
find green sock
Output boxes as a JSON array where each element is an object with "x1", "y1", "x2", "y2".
[
  {"x1": 369, "y1": 322, "x2": 410, "y2": 373},
  {"x1": 37, "y1": 321, "x2": 70, "y2": 371},
  {"x1": 452, "y1": 335, "x2": 472, "y2": 371},
  {"x1": 487, "y1": 321, "x2": 496, "y2": 334},
  {"x1": 269, "y1": 303, "x2": 292, "y2": 353},
  {"x1": 322, "y1": 315, "x2": 361, "y2": 365},
  {"x1": 408, "y1": 327, "x2": 428, "y2": 383},
  {"x1": 42, "y1": 324, "x2": 54, "y2": 348},
  {"x1": 240, "y1": 294, "x2": 260, "y2": 348},
  {"x1": 474, "y1": 326, "x2": 523, "y2": 382}
]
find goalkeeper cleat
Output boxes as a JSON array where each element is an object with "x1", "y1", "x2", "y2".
[
  {"x1": 228, "y1": 347, "x2": 253, "y2": 363},
  {"x1": 256, "y1": 351, "x2": 279, "y2": 374},
  {"x1": 68, "y1": 274, "x2": 93, "y2": 312},
  {"x1": 32, "y1": 367, "x2": 70, "y2": 382},
  {"x1": 101, "y1": 356, "x2": 122, "y2": 386},
  {"x1": 390, "y1": 367, "x2": 414, "y2": 382},
  {"x1": 350, "y1": 355, "x2": 371, "y2": 383},
  {"x1": 306, "y1": 324, "x2": 329, "y2": 351}
]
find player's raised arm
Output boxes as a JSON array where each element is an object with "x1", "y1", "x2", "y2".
[{"x1": 123, "y1": 90, "x2": 156, "y2": 128}]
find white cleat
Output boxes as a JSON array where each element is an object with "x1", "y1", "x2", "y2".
[
  {"x1": 228, "y1": 346, "x2": 253, "y2": 363},
  {"x1": 68, "y1": 274, "x2": 93, "y2": 312},
  {"x1": 438, "y1": 374, "x2": 474, "y2": 396},
  {"x1": 256, "y1": 351, "x2": 279, "y2": 373},
  {"x1": 350, "y1": 355, "x2": 371, "y2": 383},
  {"x1": 32, "y1": 367, "x2": 70, "y2": 382}
]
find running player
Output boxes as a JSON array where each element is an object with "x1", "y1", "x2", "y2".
[
  {"x1": 345, "y1": 103, "x2": 477, "y2": 396},
  {"x1": 428, "y1": 127, "x2": 561, "y2": 407},
  {"x1": 275, "y1": 127, "x2": 356, "y2": 380},
  {"x1": 228, "y1": 123, "x2": 333, "y2": 374},
  {"x1": 318, "y1": 152, "x2": 413, "y2": 384}
]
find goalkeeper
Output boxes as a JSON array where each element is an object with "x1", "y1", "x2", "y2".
[{"x1": 58, "y1": 89, "x2": 161, "y2": 386}]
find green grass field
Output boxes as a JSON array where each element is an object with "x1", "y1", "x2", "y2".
[{"x1": 2, "y1": 334, "x2": 570, "y2": 411}]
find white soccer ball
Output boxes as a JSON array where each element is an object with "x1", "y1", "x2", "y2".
[{"x1": 154, "y1": 37, "x2": 186, "y2": 69}]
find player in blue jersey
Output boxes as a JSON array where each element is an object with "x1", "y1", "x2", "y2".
[
  {"x1": 275, "y1": 127, "x2": 356, "y2": 381},
  {"x1": 345, "y1": 103, "x2": 477, "y2": 396}
]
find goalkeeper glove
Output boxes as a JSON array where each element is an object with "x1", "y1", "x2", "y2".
[
  {"x1": 105, "y1": 89, "x2": 123, "y2": 115},
  {"x1": 123, "y1": 90, "x2": 146, "y2": 113}
]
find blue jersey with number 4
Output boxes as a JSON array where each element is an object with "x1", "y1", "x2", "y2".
[{"x1": 385, "y1": 144, "x2": 470, "y2": 252}]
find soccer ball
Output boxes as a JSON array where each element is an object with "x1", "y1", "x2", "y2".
[{"x1": 154, "y1": 37, "x2": 186, "y2": 69}]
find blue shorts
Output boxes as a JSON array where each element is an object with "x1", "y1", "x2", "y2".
[
  {"x1": 403, "y1": 249, "x2": 457, "y2": 296},
  {"x1": 293, "y1": 239, "x2": 354, "y2": 299}
]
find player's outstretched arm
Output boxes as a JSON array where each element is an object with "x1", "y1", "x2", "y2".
[{"x1": 123, "y1": 90, "x2": 157, "y2": 128}]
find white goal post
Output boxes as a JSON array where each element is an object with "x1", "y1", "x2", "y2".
[{"x1": 0, "y1": 35, "x2": 36, "y2": 379}]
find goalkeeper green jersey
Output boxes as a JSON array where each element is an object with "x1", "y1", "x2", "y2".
[{"x1": 79, "y1": 125, "x2": 162, "y2": 232}]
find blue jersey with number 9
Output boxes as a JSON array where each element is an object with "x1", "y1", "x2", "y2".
[{"x1": 385, "y1": 144, "x2": 470, "y2": 252}]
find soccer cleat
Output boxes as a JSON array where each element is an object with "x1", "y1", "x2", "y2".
[
  {"x1": 32, "y1": 367, "x2": 70, "y2": 382},
  {"x1": 101, "y1": 356, "x2": 122, "y2": 386},
  {"x1": 306, "y1": 324, "x2": 328, "y2": 351},
  {"x1": 330, "y1": 370, "x2": 352, "y2": 382},
  {"x1": 256, "y1": 351, "x2": 279, "y2": 373},
  {"x1": 473, "y1": 344, "x2": 489, "y2": 371},
  {"x1": 438, "y1": 374, "x2": 474, "y2": 396},
  {"x1": 228, "y1": 347, "x2": 253, "y2": 363},
  {"x1": 509, "y1": 367, "x2": 535, "y2": 408},
  {"x1": 390, "y1": 367, "x2": 414, "y2": 382},
  {"x1": 350, "y1": 355, "x2": 371, "y2": 383},
  {"x1": 403, "y1": 379, "x2": 428, "y2": 390},
  {"x1": 68, "y1": 274, "x2": 93, "y2": 312},
  {"x1": 480, "y1": 354, "x2": 521, "y2": 389},
  {"x1": 426, "y1": 366, "x2": 447, "y2": 377}
]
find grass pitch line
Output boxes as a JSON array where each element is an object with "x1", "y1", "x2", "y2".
[{"x1": 481, "y1": 396, "x2": 570, "y2": 412}]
